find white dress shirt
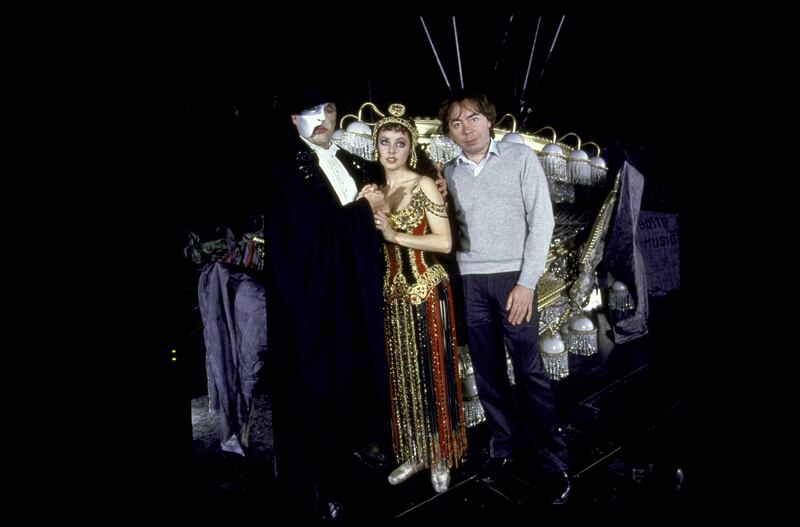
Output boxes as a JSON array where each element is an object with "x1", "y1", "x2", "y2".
[
  {"x1": 300, "y1": 136, "x2": 358, "y2": 205},
  {"x1": 455, "y1": 139, "x2": 501, "y2": 177}
]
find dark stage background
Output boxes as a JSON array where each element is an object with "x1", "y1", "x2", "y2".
[{"x1": 176, "y1": 13, "x2": 685, "y2": 227}]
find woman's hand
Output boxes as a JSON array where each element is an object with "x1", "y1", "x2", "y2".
[
  {"x1": 357, "y1": 184, "x2": 378, "y2": 200},
  {"x1": 374, "y1": 211, "x2": 397, "y2": 243},
  {"x1": 358, "y1": 184, "x2": 385, "y2": 212}
]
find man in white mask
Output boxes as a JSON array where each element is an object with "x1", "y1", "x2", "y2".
[
  {"x1": 292, "y1": 102, "x2": 335, "y2": 145},
  {"x1": 291, "y1": 102, "x2": 362, "y2": 206},
  {"x1": 263, "y1": 89, "x2": 388, "y2": 521}
]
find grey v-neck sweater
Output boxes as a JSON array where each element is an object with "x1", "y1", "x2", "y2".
[{"x1": 444, "y1": 140, "x2": 554, "y2": 290}]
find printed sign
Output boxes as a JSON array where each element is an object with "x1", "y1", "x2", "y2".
[{"x1": 637, "y1": 211, "x2": 679, "y2": 295}]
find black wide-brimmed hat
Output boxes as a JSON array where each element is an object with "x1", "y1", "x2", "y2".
[{"x1": 286, "y1": 84, "x2": 336, "y2": 114}]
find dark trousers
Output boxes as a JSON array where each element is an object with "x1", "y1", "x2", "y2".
[{"x1": 463, "y1": 272, "x2": 568, "y2": 476}]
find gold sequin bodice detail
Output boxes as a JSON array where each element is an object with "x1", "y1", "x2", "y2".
[{"x1": 383, "y1": 184, "x2": 449, "y2": 305}]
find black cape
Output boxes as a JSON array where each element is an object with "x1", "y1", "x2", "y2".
[{"x1": 263, "y1": 136, "x2": 387, "y2": 492}]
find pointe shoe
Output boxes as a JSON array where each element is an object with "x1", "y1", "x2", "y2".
[
  {"x1": 430, "y1": 461, "x2": 450, "y2": 493},
  {"x1": 388, "y1": 461, "x2": 424, "y2": 485}
]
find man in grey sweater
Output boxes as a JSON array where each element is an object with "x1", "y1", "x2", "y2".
[{"x1": 439, "y1": 90, "x2": 570, "y2": 505}]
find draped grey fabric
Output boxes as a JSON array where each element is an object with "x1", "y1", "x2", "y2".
[
  {"x1": 198, "y1": 261, "x2": 267, "y2": 454},
  {"x1": 601, "y1": 161, "x2": 649, "y2": 344}
]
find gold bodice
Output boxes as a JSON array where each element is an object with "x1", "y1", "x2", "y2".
[{"x1": 382, "y1": 184, "x2": 449, "y2": 305}]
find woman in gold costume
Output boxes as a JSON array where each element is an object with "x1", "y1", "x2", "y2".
[{"x1": 370, "y1": 104, "x2": 467, "y2": 493}]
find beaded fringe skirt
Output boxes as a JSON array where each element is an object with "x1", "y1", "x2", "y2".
[{"x1": 384, "y1": 279, "x2": 468, "y2": 469}]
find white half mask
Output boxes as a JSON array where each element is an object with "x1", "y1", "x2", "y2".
[{"x1": 295, "y1": 103, "x2": 328, "y2": 138}]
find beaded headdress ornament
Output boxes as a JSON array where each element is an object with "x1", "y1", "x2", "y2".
[{"x1": 372, "y1": 103, "x2": 418, "y2": 168}]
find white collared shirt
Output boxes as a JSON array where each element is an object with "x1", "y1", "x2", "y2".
[
  {"x1": 300, "y1": 136, "x2": 358, "y2": 205},
  {"x1": 456, "y1": 139, "x2": 501, "y2": 177}
]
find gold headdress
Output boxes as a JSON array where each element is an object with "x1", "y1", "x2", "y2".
[{"x1": 372, "y1": 103, "x2": 418, "y2": 168}]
